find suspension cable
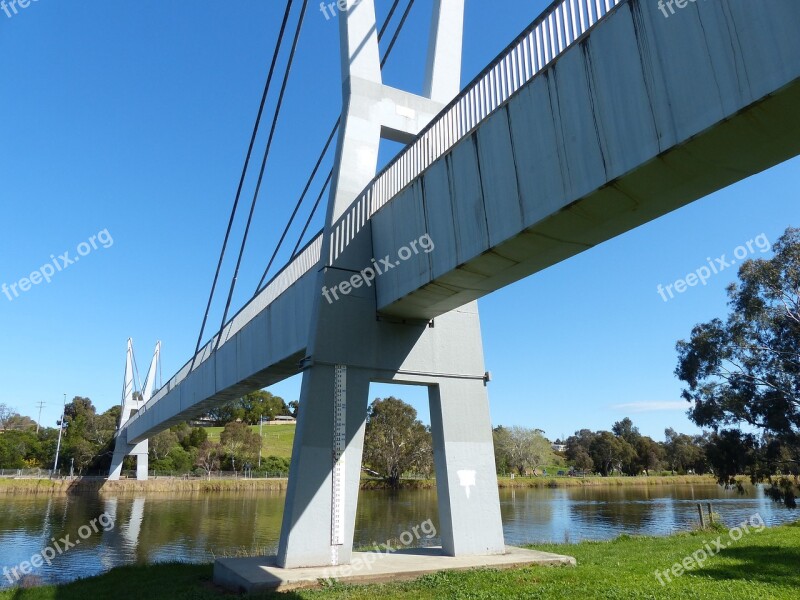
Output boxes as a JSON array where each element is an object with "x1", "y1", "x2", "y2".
[
  {"x1": 276, "y1": 0, "x2": 414, "y2": 272},
  {"x1": 201, "y1": 0, "x2": 419, "y2": 339},
  {"x1": 192, "y1": 0, "x2": 295, "y2": 359},
  {"x1": 215, "y1": 0, "x2": 310, "y2": 350},
  {"x1": 381, "y1": 0, "x2": 416, "y2": 68},
  {"x1": 253, "y1": 0, "x2": 408, "y2": 293},
  {"x1": 292, "y1": 169, "x2": 333, "y2": 258},
  {"x1": 254, "y1": 117, "x2": 339, "y2": 292}
]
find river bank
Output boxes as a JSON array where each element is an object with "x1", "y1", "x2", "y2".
[
  {"x1": 1, "y1": 521, "x2": 796, "y2": 599},
  {"x1": 495, "y1": 474, "x2": 717, "y2": 488},
  {"x1": 0, "y1": 474, "x2": 720, "y2": 495},
  {"x1": 0, "y1": 477, "x2": 289, "y2": 495}
]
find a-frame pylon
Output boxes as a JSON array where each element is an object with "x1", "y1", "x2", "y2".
[{"x1": 108, "y1": 340, "x2": 160, "y2": 481}]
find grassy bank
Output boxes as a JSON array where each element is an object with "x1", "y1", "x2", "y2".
[
  {"x1": 364, "y1": 474, "x2": 719, "y2": 490},
  {"x1": 496, "y1": 474, "x2": 718, "y2": 488},
  {"x1": 0, "y1": 477, "x2": 289, "y2": 495},
  {"x1": 205, "y1": 424, "x2": 295, "y2": 459},
  {"x1": 0, "y1": 474, "x2": 721, "y2": 495},
  {"x1": 2, "y1": 521, "x2": 797, "y2": 599}
]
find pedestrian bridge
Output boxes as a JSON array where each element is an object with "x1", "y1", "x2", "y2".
[{"x1": 124, "y1": 0, "x2": 800, "y2": 451}]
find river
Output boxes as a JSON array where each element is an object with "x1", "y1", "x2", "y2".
[{"x1": 0, "y1": 483, "x2": 796, "y2": 588}]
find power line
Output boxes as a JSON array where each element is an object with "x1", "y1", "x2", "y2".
[{"x1": 193, "y1": 0, "x2": 296, "y2": 359}]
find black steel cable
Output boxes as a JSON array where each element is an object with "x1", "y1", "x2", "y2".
[
  {"x1": 284, "y1": 0, "x2": 417, "y2": 261},
  {"x1": 192, "y1": 0, "x2": 294, "y2": 359},
  {"x1": 254, "y1": 117, "x2": 339, "y2": 292},
  {"x1": 291, "y1": 169, "x2": 333, "y2": 258},
  {"x1": 381, "y1": 0, "x2": 416, "y2": 68},
  {"x1": 253, "y1": 0, "x2": 408, "y2": 292},
  {"x1": 215, "y1": 0, "x2": 310, "y2": 350}
]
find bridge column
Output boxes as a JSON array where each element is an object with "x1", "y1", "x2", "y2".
[
  {"x1": 109, "y1": 438, "x2": 149, "y2": 481},
  {"x1": 278, "y1": 262, "x2": 505, "y2": 568},
  {"x1": 277, "y1": 0, "x2": 504, "y2": 570},
  {"x1": 429, "y1": 377, "x2": 504, "y2": 555},
  {"x1": 277, "y1": 363, "x2": 372, "y2": 568}
]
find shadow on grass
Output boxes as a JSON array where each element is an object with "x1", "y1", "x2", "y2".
[
  {"x1": 4, "y1": 562, "x2": 311, "y2": 600},
  {"x1": 699, "y1": 544, "x2": 800, "y2": 588}
]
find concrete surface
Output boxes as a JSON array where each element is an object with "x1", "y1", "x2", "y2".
[{"x1": 213, "y1": 545, "x2": 576, "y2": 594}]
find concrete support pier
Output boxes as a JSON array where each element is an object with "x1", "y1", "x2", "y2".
[{"x1": 273, "y1": 0, "x2": 505, "y2": 571}]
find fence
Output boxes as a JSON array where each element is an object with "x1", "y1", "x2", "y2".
[{"x1": 0, "y1": 469, "x2": 290, "y2": 480}]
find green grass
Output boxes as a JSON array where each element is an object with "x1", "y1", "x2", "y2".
[
  {"x1": 0, "y1": 479, "x2": 60, "y2": 491},
  {"x1": 3, "y1": 521, "x2": 797, "y2": 599},
  {"x1": 496, "y1": 474, "x2": 718, "y2": 488},
  {"x1": 204, "y1": 424, "x2": 295, "y2": 459}
]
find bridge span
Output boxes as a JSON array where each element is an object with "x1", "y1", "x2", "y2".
[{"x1": 112, "y1": 0, "x2": 800, "y2": 573}]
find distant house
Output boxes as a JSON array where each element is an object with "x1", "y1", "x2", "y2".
[
  {"x1": 551, "y1": 443, "x2": 567, "y2": 452},
  {"x1": 271, "y1": 415, "x2": 297, "y2": 425}
]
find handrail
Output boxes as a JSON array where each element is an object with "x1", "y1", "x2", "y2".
[
  {"x1": 329, "y1": 0, "x2": 625, "y2": 261},
  {"x1": 125, "y1": 231, "x2": 324, "y2": 425}
]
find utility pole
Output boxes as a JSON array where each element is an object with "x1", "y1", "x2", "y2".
[
  {"x1": 52, "y1": 394, "x2": 66, "y2": 476},
  {"x1": 258, "y1": 415, "x2": 264, "y2": 469},
  {"x1": 35, "y1": 401, "x2": 45, "y2": 434}
]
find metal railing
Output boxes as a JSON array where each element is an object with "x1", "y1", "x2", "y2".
[
  {"x1": 330, "y1": 0, "x2": 625, "y2": 261},
  {"x1": 127, "y1": 232, "x2": 323, "y2": 425}
]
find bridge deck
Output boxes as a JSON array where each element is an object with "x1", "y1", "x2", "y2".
[{"x1": 124, "y1": 0, "x2": 800, "y2": 443}]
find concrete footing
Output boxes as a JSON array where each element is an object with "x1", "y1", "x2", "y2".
[{"x1": 213, "y1": 546, "x2": 576, "y2": 594}]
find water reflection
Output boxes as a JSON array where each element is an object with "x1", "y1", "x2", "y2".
[
  {"x1": 499, "y1": 484, "x2": 796, "y2": 545},
  {"x1": 0, "y1": 484, "x2": 796, "y2": 588}
]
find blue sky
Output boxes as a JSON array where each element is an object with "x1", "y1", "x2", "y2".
[{"x1": 0, "y1": 0, "x2": 796, "y2": 441}]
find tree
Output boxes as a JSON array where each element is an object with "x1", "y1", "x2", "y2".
[
  {"x1": 0, "y1": 403, "x2": 13, "y2": 430},
  {"x1": 612, "y1": 418, "x2": 642, "y2": 475},
  {"x1": 492, "y1": 426, "x2": 512, "y2": 473},
  {"x1": 288, "y1": 401, "x2": 299, "y2": 418},
  {"x1": 150, "y1": 430, "x2": 179, "y2": 462},
  {"x1": 664, "y1": 428, "x2": 699, "y2": 474},
  {"x1": 493, "y1": 426, "x2": 555, "y2": 475},
  {"x1": 2, "y1": 414, "x2": 36, "y2": 431},
  {"x1": 676, "y1": 227, "x2": 799, "y2": 507},
  {"x1": 195, "y1": 441, "x2": 222, "y2": 479},
  {"x1": 239, "y1": 391, "x2": 289, "y2": 424},
  {"x1": 589, "y1": 431, "x2": 634, "y2": 476},
  {"x1": 363, "y1": 397, "x2": 432, "y2": 488},
  {"x1": 220, "y1": 422, "x2": 261, "y2": 470},
  {"x1": 205, "y1": 402, "x2": 245, "y2": 427},
  {"x1": 187, "y1": 427, "x2": 208, "y2": 449},
  {"x1": 571, "y1": 447, "x2": 594, "y2": 474},
  {"x1": 261, "y1": 455, "x2": 290, "y2": 474},
  {"x1": 51, "y1": 397, "x2": 119, "y2": 473},
  {"x1": 634, "y1": 436, "x2": 665, "y2": 475},
  {"x1": 612, "y1": 418, "x2": 640, "y2": 442},
  {"x1": 566, "y1": 429, "x2": 597, "y2": 473},
  {"x1": 0, "y1": 430, "x2": 42, "y2": 468},
  {"x1": 204, "y1": 390, "x2": 289, "y2": 425}
]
